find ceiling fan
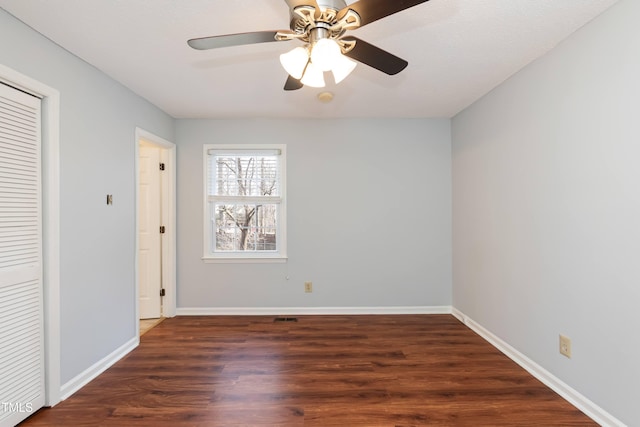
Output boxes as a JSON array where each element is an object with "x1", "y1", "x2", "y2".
[{"x1": 188, "y1": 0, "x2": 430, "y2": 90}]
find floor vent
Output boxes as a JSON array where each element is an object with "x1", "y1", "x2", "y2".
[{"x1": 274, "y1": 317, "x2": 298, "y2": 322}]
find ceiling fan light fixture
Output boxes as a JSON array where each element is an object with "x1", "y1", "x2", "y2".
[
  {"x1": 310, "y1": 38, "x2": 342, "y2": 72},
  {"x1": 280, "y1": 46, "x2": 309, "y2": 80},
  {"x1": 300, "y1": 61, "x2": 325, "y2": 88},
  {"x1": 331, "y1": 54, "x2": 357, "y2": 84}
]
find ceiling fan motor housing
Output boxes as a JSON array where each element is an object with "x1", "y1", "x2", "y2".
[{"x1": 289, "y1": 0, "x2": 349, "y2": 40}]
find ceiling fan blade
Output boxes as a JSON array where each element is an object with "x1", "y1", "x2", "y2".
[
  {"x1": 284, "y1": 75, "x2": 304, "y2": 91},
  {"x1": 284, "y1": 0, "x2": 322, "y2": 19},
  {"x1": 188, "y1": 31, "x2": 293, "y2": 50},
  {"x1": 341, "y1": 37, "x2": 408, "y2": 75},
  {"x1": 337, "y1": 0, "x2": 430, "y2": 27}
]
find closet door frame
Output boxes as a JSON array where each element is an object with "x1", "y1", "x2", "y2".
[{"x1": 0, "y1": 63, "x2": 61, "y2": 407}]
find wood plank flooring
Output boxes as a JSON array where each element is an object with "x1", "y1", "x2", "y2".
[{"x1": 20, "y1": 315, "x2": 597, "y2": 426}]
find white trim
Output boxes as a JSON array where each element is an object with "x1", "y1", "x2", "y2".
[
  {"x1": 0, "y1": 63, "x2": 61, "y2": 407},
  {"x1": 451, "y1": 308, "x2": 626, "y2": 427},
  {"x1": 202, "y1": 256, "x2": 288, "y2": 264},
  {"x1": 208, "y1": 148, "x2": 281, "y2": 156},
  {"x1": 135, "y1": 128, "x2": 177, "y2": 319},
  {"x1": 60, "y1": 337, "x2": 138, "y2": 401},
  {"x1": 176, "y1": 306, "x2": 452, "y2": 316}
]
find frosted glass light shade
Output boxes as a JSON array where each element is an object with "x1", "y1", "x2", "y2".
[
  {"x1": 279, "y1": 47, "x2": 308, "y2": 80},
  {"x1": 331, "y1": 55, "x2": 357, "y2": 84},
  {"x1": 300, "y1": 62, "x2": 325, "y2": 88},
  {"x1": 280, "y1": 40, "x2": 355, "y2": 88},
  {"x1": 310, "y1": 38, "x2": 341, "y2": 72}
]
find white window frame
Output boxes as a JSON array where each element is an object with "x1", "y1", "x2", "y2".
[{"x1": 203, "y1": 144, "x2": 287, "y2": 263}]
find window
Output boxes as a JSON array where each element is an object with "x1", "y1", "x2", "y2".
[{"x1": 203, "y1": 145, "x2": 286, "y2": 261}]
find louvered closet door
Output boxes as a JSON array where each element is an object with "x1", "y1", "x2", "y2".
[{"x1": 0, "y1": 83, "x2": 45, "y2": 427}]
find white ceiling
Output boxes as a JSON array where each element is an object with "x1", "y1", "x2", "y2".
[{"x1": 0, "y1": 0, "x2": 618, "y2": 119}]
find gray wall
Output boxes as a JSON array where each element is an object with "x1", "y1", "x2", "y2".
[
  {"x1": 0, "y1": 10, "x2": 174, "y2": 384},
  {"x1": 452, "y1": 0, "x2": 639, "y2": 424},
  {"x1": 176, "y1": 119, "x2": 452, "y2": 309}
]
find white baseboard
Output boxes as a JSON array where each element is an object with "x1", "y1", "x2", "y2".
[
  {"x1": 60, "y1": 336, "x2": 138, "y2": 401},
  {"x1": 451, "y1": 308, "x2": 626, "y2": 427},
  {"x1": 176, "y1": 306, "x2": 452, "y2": 316}
]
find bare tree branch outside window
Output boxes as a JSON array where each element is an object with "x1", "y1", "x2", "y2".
[{"x1": 212, "y1": 155, "x2": 279, "y2": 252}]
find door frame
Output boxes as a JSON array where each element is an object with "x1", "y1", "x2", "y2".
[
  {"x1": 0, "y1": 64, "x2": 61, "y2": 406},
  {"x1": 135, "y1": 128, "x2": 176, "y2": 328}
]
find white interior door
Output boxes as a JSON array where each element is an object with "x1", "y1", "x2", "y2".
[
  {"x1": 0, "y1": 83, "x2": 45, "y2": 426},
  {"x1": 138, "y1": 143, "x2": 162, "y2": 319}
]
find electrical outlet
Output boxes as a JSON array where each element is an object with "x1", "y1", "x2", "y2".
[
  {"x1": 559, "y1": 335, "x2": 571, "y2": 358},
  {"x1": 304, "y1": 282, "x2": 313, "y2": 293}
]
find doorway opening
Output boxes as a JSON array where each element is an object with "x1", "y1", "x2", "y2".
[{"x1": 135, "y1": 128, "x2": 176, "y2": 337}]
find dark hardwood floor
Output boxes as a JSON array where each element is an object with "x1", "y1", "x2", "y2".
[{"x1": 21, "y1": 315, "x2": 596, "y2": 426}]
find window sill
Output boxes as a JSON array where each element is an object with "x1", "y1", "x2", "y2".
[{"x1": 202, "y1": 256, "x2": 288, "y2": 264}]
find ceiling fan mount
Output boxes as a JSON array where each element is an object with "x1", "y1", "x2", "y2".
[
  {"x1": 188, "y1": 0, "x2": 430, "y2": 90},
  {"x1": 279, "y1": 0, "x2": 359, "y2": 43}
]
